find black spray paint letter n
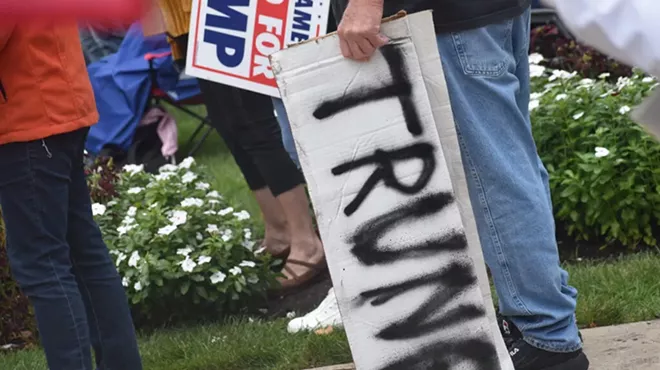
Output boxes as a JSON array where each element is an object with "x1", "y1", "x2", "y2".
[{"x1": 313, "y1": 44, "x2": 423, "y2": 136}]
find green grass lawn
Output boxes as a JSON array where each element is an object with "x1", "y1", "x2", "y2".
[{"x1": 2, "y1": 107, "x2": 660, "y2": 369}]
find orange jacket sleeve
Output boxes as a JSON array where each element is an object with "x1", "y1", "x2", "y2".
[{"x1": 0, "y1": 25, "x2": 14, "y2": 52}]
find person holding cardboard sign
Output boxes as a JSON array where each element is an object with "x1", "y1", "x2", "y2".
[{"x1": 333, "y1": 1, "x2": 589, "y2": 370}]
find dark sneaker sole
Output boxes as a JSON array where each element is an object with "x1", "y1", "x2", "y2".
[{"x1": 542, "y1": 351, "x2": 589, "y2": 370}]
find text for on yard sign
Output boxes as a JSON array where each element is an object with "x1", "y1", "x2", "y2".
[{"x1": 186, "y1": 0, "x2": 331, "y2": 97}]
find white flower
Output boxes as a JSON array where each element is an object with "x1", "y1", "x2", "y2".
[
  {"x1": 233, "y1": 210, "x2": 250, "y2": 221},
  {"x1": 555, "y1": 94, "x2": 568, "y2": 101},
  {"x1": 91, "y1": 203, "x2": 106, "y2": 216},
  {"x1": 158, "y1": 224, "x2": 177, "y2": 236},
  {"x1": 127, "y1": 187, "x2": 143, "y2": 195},
  {"x1": 242, "y1": 240, "x2": 255, "y2": 250},
  {"x1": 117, "y1": 224, "x2": 135, "y2": 236},
  {"x1": 195, "y1": 182, "x2": 210, "y2": 190},
  {"x1": 243, "y1": 228, "x2": 252, "y2": 240},
  {"x1": 229, "y1": 266, "x2": 242, "y2": 276},
  {"x1": 619, "y1": 105, "x2": 631, "y2": 115},
  {"x1": 529, "y1": 64, "x2": 545, "y2": 78},
  {"x1": 122, "y1": 277, "x2": 129, "y2": 287},
  {"x1": 181, "y1": 197, "x2": 204, "y2": 208},
  {"x1": 254, "y1": 247, "x2": 266, "y2": 255},
  {"x1": 107, "y1": 200, "x2": 118, "y2": 207},
  {"x1": 599, "y1": 72, "x2": 611, "y2": 79},
  {"x1": 528, "y1": 53, "x2": 543, "y2": 65},
  {"x1": 573, "y1": 112, "x2": 585, "y2": 120},
  {"x1": 179, "y1": 157, "x2": 195, "y2": 169},
  {"x1": 579, "y1": 78, "x2": 594, "y2": 86},
  {"x1": 221, "y1": 229, "x2": 233, "y2": 242},
  {"x1": 286, "y1": 311, "x2": 296, "y2": 319},
  {"x1": 247, "y1": 276, "x2": 259, "y2": 284},
  {"x1": 134, "y1": 282, "x2": 143, "y2": 291},
  {"x1": 549, "y1": 70, "x2": 576, "y2": 81},
  {"x1": 594, "y1": 147, "x2": 610, "y2": 158},
  {"x1": 196, "y1": 232, "x2": 204, "y2": 241},
  {"x1": 206, "y1": 191, "x2": 221, "y2": 198},
  {"x1": 218, "y1": 207, "x2": 234, "y2": 216},
  {"x1": 182, "y1": 171, "x2": 197, "y2": 184},
  {"x1": 530, "y1": 92, "x2": 544, "y2": 100},
  {"x1": 128, "y1": 251, "x2": 141, "y2": 267},
  {"x1": 642, "y1": 76, "x2": 655, "y2": 83},
  {"x1": 155, "y1": 172, "x2": 175, "y2": 181},
  {"x1": 206, "y1": 224, "x2": 219, "y2": 234},
  {"x1": 169, "y1": 210, "x2": 188, "y2": 226},
  {"x1": 208, "y1": 199, "x2": 220, "y2": 205},
  {"x1": 529, "y1": 100, "x2": 540, "y2": 111},
  {"x1": 204, "y1": 210, "x2": 217, "y2": 215},
  {"x1": 159, "y1": 164, "x2": 178, "y2": 173},
  {"x1": 123, "y1": 164, "x2": 144, "y2": 176},
  {"x1": 179, "y1": 257, "x2": 197, "y2": 272},
  {"x1": 198, "y1": 255, "x2": 212, "y2": 265},
  {"x1": 177, "y1": 247, "x2": 193, "y2": 256},
  {"x1": 116, "y1": 252, "x2": 127, "y2": 266},
  {"x1": 239, "y1": 260, "x2": 256, "y2": 268},
  {"x1": 127, "y1": 206, "x2": 137, "y2": 217},
  {"x1": 210, "y1": 271, "x2": 227, "y2": 284},
  {"x1": 121, "y1": 216, "x2": 136, "y2": 226}
]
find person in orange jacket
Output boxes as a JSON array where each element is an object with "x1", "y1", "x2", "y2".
[{"x1": 0, "y1": 23, "x2": 142, "y2": 370}]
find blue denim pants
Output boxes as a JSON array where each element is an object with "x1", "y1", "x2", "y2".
[
  {"x1": 0, "y1": 129, "x2": 142, "y2": 370},
  {"x1": 274, "y1": 8, "x2": 581, "y2": 353}
]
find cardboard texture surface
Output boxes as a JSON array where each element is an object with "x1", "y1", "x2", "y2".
[
  {"x1": 632, "y1": 89, "x2": 660, "y2": 141},
  {"x1": 271, "y1": 11, "x2": 514, "y2": 370},
  {"x1": 185, "y1": 0, "x2": 330, "y2": 97}
]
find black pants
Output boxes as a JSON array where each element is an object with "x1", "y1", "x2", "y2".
[{"x1": 197, "y1": 79, "x2": 304, "y2": 196}]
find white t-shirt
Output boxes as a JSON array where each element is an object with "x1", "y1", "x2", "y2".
[{"x1": 544, "y1": 0, "x2": 660, "y2": 77}]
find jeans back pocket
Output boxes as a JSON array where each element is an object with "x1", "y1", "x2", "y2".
[{"x1": 451, "y1": 19, "x2": 515, "y2": 77}]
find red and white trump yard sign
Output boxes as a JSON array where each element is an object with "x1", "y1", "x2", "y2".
[{"x1": 186, "y1": 0, "x2": 330, "y2": 97}]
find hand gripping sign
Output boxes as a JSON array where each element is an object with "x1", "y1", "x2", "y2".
[{"x1": 186, "y1": 0, "x2": 330, "y2": 97}]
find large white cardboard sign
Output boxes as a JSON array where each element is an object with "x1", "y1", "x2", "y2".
[
  {"x1": 271, "y1": 11, "x2": 515, "y2": 370},
  {"x1": 186, "y1": 0, "x2": 330, "y2": 97}
]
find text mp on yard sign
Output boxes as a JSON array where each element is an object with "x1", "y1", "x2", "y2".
[{"x1": 186, "y1": 0, "x2": 330, "y2": 97}]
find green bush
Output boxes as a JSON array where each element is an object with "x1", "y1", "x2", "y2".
[
  {"x1": 530, "y1": 56, "x2": 660, "y2": 248},
  {"x1": 0, "y1": 209, "x2": 37, "y2": 348},
  {"x1": 93, "y1": 158, "x2": 280, "y2": 322}
]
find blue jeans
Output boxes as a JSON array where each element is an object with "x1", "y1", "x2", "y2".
[
  {"x1": 272, "y1": 97, "x2": 301, "y2": 168},
  {"x1": 437, "y1": 9, "x2": 581, "y2": 352},
  {"x1": 0, "y1": 129, "x2": 142, "y2": 370}
]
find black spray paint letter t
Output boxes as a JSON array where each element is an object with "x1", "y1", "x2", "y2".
[{"x1": 313, "y1": 44, "x2": 423, "y2": 136}]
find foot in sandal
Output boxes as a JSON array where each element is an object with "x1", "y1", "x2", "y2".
[{"x1": 277, "y1": 237, "x2": 325, "y2": 292}]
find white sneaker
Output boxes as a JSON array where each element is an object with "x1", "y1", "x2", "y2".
[{"x1": 287, "y1": 288, "x2": 343, "y2": 333}]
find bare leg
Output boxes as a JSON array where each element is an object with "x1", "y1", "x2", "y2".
[
  {"x1": 253, "y1": 188, "x2": 290, "y2": 257},
  {"x1": 276, "y1": 185, "x2": 325, "y2": 282}
]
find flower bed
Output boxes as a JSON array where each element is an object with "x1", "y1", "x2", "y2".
[
  {"x1": 89, "y1": 157, "x2": 279, "y2": 323},
  {"x1": 530, "y1": 55, "x2": 660, "y2": 250},
  {"x1": 530, "y1": 24, "x2": 633, "y2": 80}
]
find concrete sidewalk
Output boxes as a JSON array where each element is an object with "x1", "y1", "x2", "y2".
[{"x1": 306, "y1": 320, "x2": 660, "y2": 370}]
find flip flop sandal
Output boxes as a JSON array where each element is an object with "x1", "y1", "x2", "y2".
[
  {"x1": 277, "y1": 256, "x2": 327, "y2": 293},
  {"x1": 256, "y1": 239, "x2": 291, "y2": 259}
]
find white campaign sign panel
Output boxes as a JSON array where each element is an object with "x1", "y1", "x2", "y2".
[
  {"x1": 270, "y1": 11, "x2": 515, "y2": 370},
  {"x1": 186, "y1": 0, "x2": 330, "y2": 97}
]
